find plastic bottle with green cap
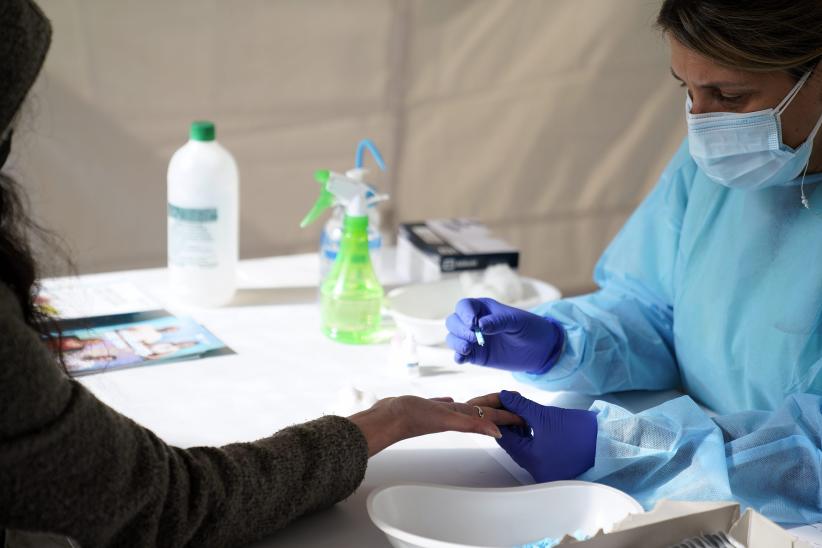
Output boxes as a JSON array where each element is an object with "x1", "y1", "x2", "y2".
[
  {"x1": 301, "y1": 160, "x2": 386, "y2": 344},
  {"x1": 167, "y1": 120, "x2": 239, "y2": 306}
]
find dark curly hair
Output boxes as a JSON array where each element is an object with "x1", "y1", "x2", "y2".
[
  {"x1": 1, "y1": 0, "x2": 64, "y2": 365},
  {"x1": 0, "y1": 132, "x2": 69, "y2": 368}
]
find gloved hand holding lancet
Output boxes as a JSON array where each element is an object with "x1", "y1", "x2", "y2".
[{"x1": 446, "y1": 298, "x2": 565, "y2": 374}]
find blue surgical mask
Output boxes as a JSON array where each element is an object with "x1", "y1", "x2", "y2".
[{"x1": 686, "y1": 69, "x2": 822, "y2": 190}]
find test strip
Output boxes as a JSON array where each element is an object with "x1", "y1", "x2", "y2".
[{"x1": 475, "y1": 330, "x2": 485, "y2": 347}]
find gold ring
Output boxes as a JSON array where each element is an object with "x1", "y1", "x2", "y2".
[{"x1": 474, "y1": 405, "x2": 485, "y2": 418}]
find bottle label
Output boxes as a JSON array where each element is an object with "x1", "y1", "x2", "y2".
[{"x1": 168, "y1": 203, "x2": 219, "y2": 267}]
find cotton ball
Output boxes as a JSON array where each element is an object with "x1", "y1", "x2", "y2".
[
  {"x1": 459, "y1": 271, "x2": 480, "y2": 294},
  {"x1": 482, "y1": 263, "x2": 524, "y2": 303},
  {"x1": 460, "y1": 271, "x2": 505, "y2": 300},
  {"x1": 463, "y1": 281, "x2": 505, "y2": 302}
]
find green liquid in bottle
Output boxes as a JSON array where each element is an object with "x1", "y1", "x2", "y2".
[{"x1": 320, "y1": 215, "x2": 383, "y2": 344}]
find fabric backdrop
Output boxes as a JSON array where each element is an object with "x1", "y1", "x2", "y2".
[{"x1": 9, "y1": 0, "x2": 684, "y2": 295}]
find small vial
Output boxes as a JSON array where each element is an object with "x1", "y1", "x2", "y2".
[
  {"x1": 475, "y1": 330, "x2": 485, "y2": 347},
  {"x1": 404, "y1": 334, "x2": 421, "y2": 377}
]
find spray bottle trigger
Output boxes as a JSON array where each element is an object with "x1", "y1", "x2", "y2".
[
  {"x1": 315, "y1": 170, "x2": 330, "y2": 184},
  {"x1": 299, "y1": 169, "x2": 335, "y2": 228}
]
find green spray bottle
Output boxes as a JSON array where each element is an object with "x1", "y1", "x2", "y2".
[{"x1": 301, "y1": 168, "x2": 385, "y2": 344}]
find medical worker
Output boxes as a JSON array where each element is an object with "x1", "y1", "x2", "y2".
[{"x1": 447, "y1": 0, "x2": 822, "y2": 525}]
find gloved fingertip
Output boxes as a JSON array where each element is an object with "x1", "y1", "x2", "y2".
[
  {"x1": 477, "y1": 314, "x2": 500, "y2": 335},
  {"x1": 496, "y1": 424, "x2": 530, "y2": 453},
  {"x1": 445, "y1": 333, "x2": 470, "y2": 355},
  {"x1": 500, "y1": 390, "x2": 540, "y2": 420},
  {"x1": 454, "y1": 298, "x2": 481, "y2": 325},
  {"x1": 447, "y1": 316, "x2": 478, "y2": 345},
  {"x1": 495, "y1": 426, "x2": 515, "y2": 449},
  {"x1": 499, "y1": 390, "x2": 521, "y2": 407},
  {"x1": 454, "y1": 352, "x2": 468, "y2": 364}
]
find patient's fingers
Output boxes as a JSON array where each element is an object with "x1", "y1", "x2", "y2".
[
  {"x1": 449, "y1": 401, "x2": 525, "y2": 426},
  {"x1": 440, "y1": 412, "x2": 502, "y2": 439},
  {"x1": 466, "y1": 393, "x2": 502, "y2": 409},
  {"x1": 481, "y1": 406, "x2": 526, "y2": 426},
  {"x1": 429, "y1": 397, "x2": 455, "y2": 403}
]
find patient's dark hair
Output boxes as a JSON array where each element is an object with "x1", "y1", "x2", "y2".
[
  {"x1": 1, "y1": 0, "x2": 65, "y2": 367},
  {"x1": 657, "y1": 0, "x2": 822, "y2": 80},
  {"x1": 0, "y1": 136, "x2": 68, "y2": 368}
]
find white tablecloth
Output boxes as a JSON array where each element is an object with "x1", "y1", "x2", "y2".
[{"x1": 56, "y1": 253, "x2": 680, "y2": 547}]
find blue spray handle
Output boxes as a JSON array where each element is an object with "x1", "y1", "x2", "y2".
[{"x1": 355, "y1": 139, "x2": 386, "y2": 171}]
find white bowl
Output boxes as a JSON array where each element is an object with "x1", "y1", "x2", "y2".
[
  {"x1": 385, "y1": 278, "x2": 561, "y2": 346},
  {"x1": 367, "y1": 481, "x2": 643, "y2": 548}
]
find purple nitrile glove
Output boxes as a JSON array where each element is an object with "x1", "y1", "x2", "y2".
[
  {"x1": 497, "y1": 390, "x2": 597, "y2": 483},
  {"x1": 445, "y1": 298, "x2": 564, "y2": 374}
]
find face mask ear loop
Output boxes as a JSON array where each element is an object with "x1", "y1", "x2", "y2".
[
  {"x1": 800, "y1": 162, "x2": 812, "y2": 209},
  {"x1": 800, "y1": 114, "x2": 822, "y2": 214},
  {"x1": 776, "y1": 69, "x2": 814, "y2": 115}
]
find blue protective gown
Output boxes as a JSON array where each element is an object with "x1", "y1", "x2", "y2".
[{"x1": 517, "y1": 139, "x2": 822, "y2": 525}]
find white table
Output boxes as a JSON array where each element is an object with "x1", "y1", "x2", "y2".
[{"x1": 55, "y1": 253, "x2": 682, "y2": 547}]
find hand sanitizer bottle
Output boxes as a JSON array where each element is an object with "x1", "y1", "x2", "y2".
[{"x1": 167, "y1": 121, "x2": 238, "y2": 306}]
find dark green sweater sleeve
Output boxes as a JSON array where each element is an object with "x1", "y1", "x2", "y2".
[{"x1": 0, "y1": 284, "x2": 369, "y2": 547}]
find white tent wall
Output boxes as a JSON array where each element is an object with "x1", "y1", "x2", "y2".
[{"x1": 14, "y1": 0, "x2": 684, "y2": 295}]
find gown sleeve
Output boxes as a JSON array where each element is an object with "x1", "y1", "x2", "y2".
[
  {"x1": 515, "y1": 140, "x2": 696, "y2": 394},
  {"x1": 579, "y1": 394, "x2": 822, "y2": 526}
]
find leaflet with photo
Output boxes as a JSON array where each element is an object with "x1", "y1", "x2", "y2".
[{"x1": 51, "y1": 310, "x2": 234, "y2": 376}]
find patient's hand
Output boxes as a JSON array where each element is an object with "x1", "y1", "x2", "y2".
[
  {"x1": 348, "y1": 396, "x2": 525, "y2": 457},
  {"x1": 466, "y1": 391, "x2": 598, "y2": 482}
]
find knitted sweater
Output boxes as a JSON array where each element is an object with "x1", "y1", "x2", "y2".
[{"x1": 0, "y1": 283, "x2": 369, "y2": 547}]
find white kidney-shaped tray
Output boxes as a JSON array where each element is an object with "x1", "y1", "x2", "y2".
[
  {"x1": 385, "y1": 277, "x2": 561, "y2": 346},
  {"x1": 367, "y1": 481, "x2": 643, "y2": 548}
]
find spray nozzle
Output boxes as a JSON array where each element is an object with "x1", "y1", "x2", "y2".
[
  {"x1": 301, "y1": 170, "x2": 372, "y2": 225},
  {"x1": 355, "y1": 139, "x2": 386, "y2": 171},
  {"x1": 300, "y1": 140, "x2": 389, "y2": 228},
  {"x1": 346, "y1": 169, "x2": 390, "y2": 208}
]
